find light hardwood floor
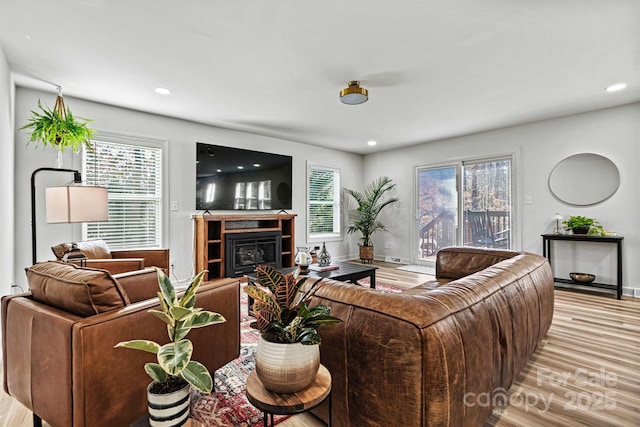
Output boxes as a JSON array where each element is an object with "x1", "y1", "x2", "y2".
[{"x1": 2, "y1": 261, "x2": 638, "y2": 426}]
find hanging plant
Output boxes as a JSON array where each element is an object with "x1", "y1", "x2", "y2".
[{"x1": 21, "y1": 88, "x2": 96, "y2": 153}]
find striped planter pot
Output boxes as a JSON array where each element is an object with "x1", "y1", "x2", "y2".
[
  {"x1": 255, "y1": 335, "x2": 320, "y2": 393},
  {"x1": 146, "y1": 382, "x2": 190, "y2": 427}
]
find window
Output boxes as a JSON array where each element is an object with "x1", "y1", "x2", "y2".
[
  {"x1": 83, "y1": 138, "x2": 163, "y2": 249},
  {"x1": 307, "y1": 164, "x2": 341, "y2": 241}
]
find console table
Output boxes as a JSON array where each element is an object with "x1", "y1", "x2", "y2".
[{"x1": 541, "y1": 233, "x2": 623, "y2": 299}]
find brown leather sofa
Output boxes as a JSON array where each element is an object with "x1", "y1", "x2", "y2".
[
  {"x1": 2, "y1": 261, "x2": 239, "y2": 427},
  {"x1": 51, "y1": 239, "x2": 170, "y2": 275},
  {"x1": 310, "y1": 247, "x2": 555, "y2": 427}
]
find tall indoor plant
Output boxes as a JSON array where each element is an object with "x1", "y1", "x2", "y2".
[
  {"x1": 115, "y1": 269, "x2": 225, "y2": 426},
  {"x1": 243, "y1": 265, "x2": 342, "y2": 392},
  {"x1": 344, "y1": 176, "x2": 400, "y2": 262}
]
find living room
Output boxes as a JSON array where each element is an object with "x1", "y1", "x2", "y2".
[{"x1": 0, "y1": 2, "x2": 639, "y2": 426}]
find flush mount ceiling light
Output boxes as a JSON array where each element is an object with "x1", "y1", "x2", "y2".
[
  {"x1": 340, "y1": 81, "x2": 368, "y2": 105},
  {"x1": 154, "y1": 87, "x2": 171, "y2": 95}
]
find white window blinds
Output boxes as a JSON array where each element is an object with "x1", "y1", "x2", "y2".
[
  {"x1": 83, "y1": 140, "x2": 163, "y2": 249},
  {"x1": 308, "y1": 165, "x2": 341, "y2": 240}
]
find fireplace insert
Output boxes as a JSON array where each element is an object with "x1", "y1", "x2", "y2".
[{"x1": 225, "y1": 231, "x2": 282, "y2": 277}]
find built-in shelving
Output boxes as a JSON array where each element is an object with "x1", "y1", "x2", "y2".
[{"x1": 194, "y1": 213, "x2": 296, "y2": 280}]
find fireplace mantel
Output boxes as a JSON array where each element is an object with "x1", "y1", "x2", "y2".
[{"x1": 193, "y1": 213, "x2": 296, "y2": 280}]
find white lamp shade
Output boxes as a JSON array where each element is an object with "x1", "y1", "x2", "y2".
[{"x1": 46, "y1": 185, "x2": 109, "y2": 223}]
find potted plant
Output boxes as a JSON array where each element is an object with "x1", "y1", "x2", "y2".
[
  {"x1": 115, "y1": 269, "x2": 225, "y2": 426},
  {"x1": 21, "y1": 93, "x2": 96, "y2": 166},
  {"x1": 562, "y1": 215, "x2": 604, "y2": 235},
  {"x1": 344, "y1": 176, "x2": 400, "y2": 262},
  {"x1": 243, "y1": 265, "x2": 342, "y2": 393}
]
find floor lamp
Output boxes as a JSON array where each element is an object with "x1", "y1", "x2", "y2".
[{"x1": 31, "y1": 167, "x2": 109, "y2": 265}]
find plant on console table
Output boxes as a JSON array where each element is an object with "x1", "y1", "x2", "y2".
[
  {"x1": 562, "y1": 215, "x2": 604, "y2": 235},
  {"x1": 115, "y1": 269, "x2": 225, "y2": 426},
  {"x1": 344, "y1": 176, "x2": 400, "y2": 263},
  {"x1": 243, "y1": 264, "x2": 342, "y2": 393}
]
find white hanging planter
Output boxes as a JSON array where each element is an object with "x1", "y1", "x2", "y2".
[
  {"x1": 255, "y1": 335, "x2": 320, "y2": 393},
  {"x1": 146, "y1": 382, "x2": 190, "y2": 427}
]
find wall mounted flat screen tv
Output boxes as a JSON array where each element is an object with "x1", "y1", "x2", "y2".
[{"x1": 196, "y1": 142, "x2": 292, "y2": 211}]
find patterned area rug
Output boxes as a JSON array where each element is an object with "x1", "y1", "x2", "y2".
[
  {"x1": 189, "y1": 278, "x2": 403, "y2": 426},
  {"x1": 189, "y1": 294, "x2": 288, "y2": 427}
]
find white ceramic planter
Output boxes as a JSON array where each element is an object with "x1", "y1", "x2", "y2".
[
  {"x1": 255, "y1": 335, "x2": 320, "y2": 393},
  {"x1": 146, "y1": 382, "x2": 190, "y2": 427}
]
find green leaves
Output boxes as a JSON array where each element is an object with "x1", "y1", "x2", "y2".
[
  {"x1": 114, "y1": 269, "x2": 226, "y2": 393},
  {"x1": 158, "y1": 270, "x2": 177, "y2": 306},
  {"x1": 562, "y1": 215, "x2": 603, "y2": 234},
  {"x1": 180, "y1": 270, "x2": 205, "y2": 309},
  {"x1": 243, "y1": 265, "x2": 342, "y2": 344},
  {"x1": 115, "y1": 340, "x2": 161, "y2": 354},
  {"x1": 145, "y1": 363, "x2": 167, "y2": 383},
  {"x1": 344, "y1": 176, "x2": 399, "y2": 246},
  {"x1": 158, "y1": 340, "x2": 193, "y2": 376},
  {"x1": 182, "y1": 311, "x2": 226, "y2": 329},
  {"x1": 180, "y1": 361, "x2": 213, "y2": 394},
  {"x1": 21, "y1": 98, "x2": 96, "y2": 153}
]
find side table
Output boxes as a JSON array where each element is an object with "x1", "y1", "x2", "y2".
[{"x1": 246, "y1": 364, "x2": 332, "y2": 427}]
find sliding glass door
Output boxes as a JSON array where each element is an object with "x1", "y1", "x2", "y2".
[
  {"x1": 415, "y1": 156, "x2": 512, "y2": 263},
  {"x1": 416, "y1": 165, "x2": 458, "y2": 263},
  {"x1": 462, "y1": 158, "x2": 511, "y2": 249}
]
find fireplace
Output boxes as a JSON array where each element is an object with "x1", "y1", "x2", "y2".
[{"x1": 225, "y1": 231, "x2": 282, "y2": 277}]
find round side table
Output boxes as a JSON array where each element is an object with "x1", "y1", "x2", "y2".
[{"x1": 245, "y1": 364, "x2": 332, "y2": 427}]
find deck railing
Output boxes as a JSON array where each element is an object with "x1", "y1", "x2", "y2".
[{"x1": 418, "y1": 210, "x2": 510, "y2": 259}]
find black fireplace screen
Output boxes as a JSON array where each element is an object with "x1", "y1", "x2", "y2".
[{"x1": 225, "y1": 231, "x2": 282, "y2": 277}]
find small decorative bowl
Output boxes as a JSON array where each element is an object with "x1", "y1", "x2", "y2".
[{"x1": 569, "y1": 272, "x2": 595, "y2": 284}]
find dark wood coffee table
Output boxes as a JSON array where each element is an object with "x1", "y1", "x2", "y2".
[{"x1": 245, "y1": 261, "x2": 377, "y2": 316}]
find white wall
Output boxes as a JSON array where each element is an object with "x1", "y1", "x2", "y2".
[
  {"x1": 363, "y1": 103, "x2": 640, "y2": 296},
  {"x1": 0, "y1": 45, "x2": 14, "y2": 298},
  {"x1": 12, "y1": 87, "x2": 363, "y2": 286},
  {"x1": 10, "y1": 85, "x2": 640, "y2": 296}
]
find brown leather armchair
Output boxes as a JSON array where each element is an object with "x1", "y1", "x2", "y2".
[
  {"x1": 2, "y1": 262, "x2": 240, "y2": 427},
  {"x1": 51, "y1": 239, "x2": 170, "y2": 275}
]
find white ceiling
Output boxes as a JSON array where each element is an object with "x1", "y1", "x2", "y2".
[{"x1": 1, "y1": 0, "x2": 638, "y2": 154}]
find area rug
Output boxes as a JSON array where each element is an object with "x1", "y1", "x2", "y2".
[
  {"x1": 188, "y1": 293, "x2": 288, "y2": 427},
  {"x1": 189, "y1": 278, "x2": 403, "y2": 426},
  {"x1": 396, "y1": 264, "x2": 436, "y2": 276}
]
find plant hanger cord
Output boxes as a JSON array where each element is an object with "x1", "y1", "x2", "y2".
[{"x1": 53, "y1": 85, "x2": 67, "y2": 119}]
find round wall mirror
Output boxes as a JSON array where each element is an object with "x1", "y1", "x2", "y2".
[{"x1": 548, "y1": 153, "x2": 620, "y2": 206}]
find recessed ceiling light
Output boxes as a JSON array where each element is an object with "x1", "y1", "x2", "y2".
[
  {"x1": 367, "y1": 140, "x2": 377, "y2": 146},
  {"x1": 605, "y1": 83, "x2": 627, "y2": 92},
  {"x1": 237, "y1": 166, "x2": 244, "y2": 170},
  {"x1": 253, "y1": 163, "x2": 261, "y2": 167},
  {"x1": 154, "y1": 87, "x2": 171, "y2": 95},
  {"x1": 216, "y1": 169, "x2": 222, "y2": 173}
]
